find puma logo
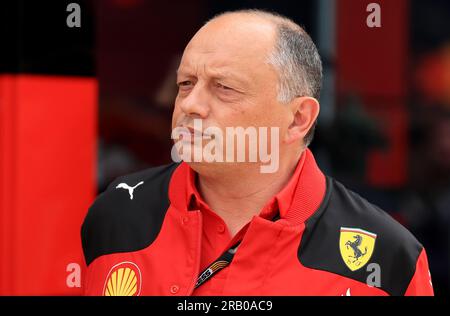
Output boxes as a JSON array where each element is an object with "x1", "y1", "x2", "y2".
[{"x1": 115, "y1": 181, "x2": 144, "y2": 200}]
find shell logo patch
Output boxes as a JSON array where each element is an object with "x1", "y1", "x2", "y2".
[
  {"x1": 339, "y1": 227, "x2": 377, "y2": 271},
  {"x1": 103, "y1": 262, "x2": 142, "y2": 296}
]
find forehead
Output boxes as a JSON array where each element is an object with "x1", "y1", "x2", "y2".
[{"x1": 178, "y1": 15, "x2": 276, "y2": 79}]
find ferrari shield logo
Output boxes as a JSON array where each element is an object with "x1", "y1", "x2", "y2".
[{"x1": 339, "y1": 227, "x2": 377, "y2": 271}]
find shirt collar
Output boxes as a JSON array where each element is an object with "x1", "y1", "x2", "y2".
[{"x1": 169, "y1": 148, "x2": 326, "y2": 225}]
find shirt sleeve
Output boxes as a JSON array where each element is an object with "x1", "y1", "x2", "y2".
[{"x1": 404, "y1": 248, "x2": 434, "y2": 296}]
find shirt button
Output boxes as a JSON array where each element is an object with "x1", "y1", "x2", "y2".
[
  {"x1": 181, "y1": 216, "x2": 189, "y2": 225},
  {"x1": 170, "y1": 285, "x2": 179, "y2": 294},
  {"x1": 217, "y1": 224, "x2": 225, "y2": 234}
]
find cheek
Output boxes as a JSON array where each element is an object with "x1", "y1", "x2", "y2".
[
  {"x1": 246, "y1": 101, "x2": 284, "y2": 127},
  {"x1": 222, "y1": 107, "x2": 256, "y2": 128},
  {"x1": 223, "y1": 103, "x2": 270, "y2": 128}
]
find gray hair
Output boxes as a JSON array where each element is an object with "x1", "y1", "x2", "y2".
[{"x1": 208, "y1": 9, "x2": 323, "y2": 146}]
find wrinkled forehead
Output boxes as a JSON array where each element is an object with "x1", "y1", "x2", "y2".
[{"x1": 178, "y1": 15, "x2": 277, "y2": 76}]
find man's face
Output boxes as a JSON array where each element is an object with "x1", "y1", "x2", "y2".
[{"x1": 172, "y1": 15, "x2": 292, "y2": 171}]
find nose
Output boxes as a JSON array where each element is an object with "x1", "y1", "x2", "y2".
[{"x1": 178, "y1": 83, "x2": 210, "y2": 119}]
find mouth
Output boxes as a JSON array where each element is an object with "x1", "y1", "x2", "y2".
[{"x1": 178, "y1": 126, "x2": 212, "y2": 140}]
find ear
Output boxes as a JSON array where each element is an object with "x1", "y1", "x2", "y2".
[{"x1": 284, "y1": 97, "x2": 320, "y2": 145}]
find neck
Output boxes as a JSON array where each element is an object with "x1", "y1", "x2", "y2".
[{"x1": 196, "y1": 150, "x2": 303, "y2": 237}]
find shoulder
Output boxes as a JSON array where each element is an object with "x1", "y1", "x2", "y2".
[
  {"x1": 299, "y1": 177, "x2": 424, "y2": 295},
  {"x1": 81, "y1": 163, "x2": 179, "y2": 266},
  {"x1": 328, "y1": 178, "x2": 423, "y2": 253}
]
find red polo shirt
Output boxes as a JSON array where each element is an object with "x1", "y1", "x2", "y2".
[
  {"x1": 82, "y1": 148, "x2": 433, "y2": 296},
  {"x1": 186, "y1": 151, "x2": 322, "y2": 295}
]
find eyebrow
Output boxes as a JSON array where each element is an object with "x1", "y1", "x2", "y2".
[{"x1": 176, "y1": 67, "x2": 250, "y2": 86}]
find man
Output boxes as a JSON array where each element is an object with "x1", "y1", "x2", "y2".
[{"x1": 82, "y1": 10, "x2": 434, "y2": 296}]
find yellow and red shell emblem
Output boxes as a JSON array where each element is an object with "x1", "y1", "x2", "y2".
[{"x1": 103, "y1": 262, "x2": 142, "y2": 296}]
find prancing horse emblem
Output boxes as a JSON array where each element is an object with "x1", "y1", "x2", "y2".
[
  {"x1": 116, "y1": 181, "x2": 144, "y2": 200},
  {"x1": 339, "y1": 227, "x2": 377, "y2": 271},
  {"x1": 346, "y1": 235, "x2": 367, "y2": 263}
]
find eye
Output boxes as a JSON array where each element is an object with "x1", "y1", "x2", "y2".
[
  {"x1": 177, "y1": 80, "x2": 193, "y2": 87},
  {"x1": 216, "y1": 83, "x2": 232, "y2": 90}
]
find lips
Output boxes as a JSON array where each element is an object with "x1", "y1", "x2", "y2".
[
  {"x1": 177, "y1": 126, "x2": 211, "y2": 140},
  {"x1": 186, "y1": 126, "x2": 201, "y2": 135}
]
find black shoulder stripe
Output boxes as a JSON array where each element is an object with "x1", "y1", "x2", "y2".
[
  {"x1": 81, "y1": 163, "x2": 179, "y2": 266},
  {"x1": 298, "y1": 177, "x2": 423, "y2": 296}
]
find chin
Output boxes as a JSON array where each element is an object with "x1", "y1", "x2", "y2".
[
  {"x1": 185, "y1": 161, "x2": 261, "y2": 176},
  {"x1": 185, "y1": 161, "x2": 226, "y2": 175}
]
